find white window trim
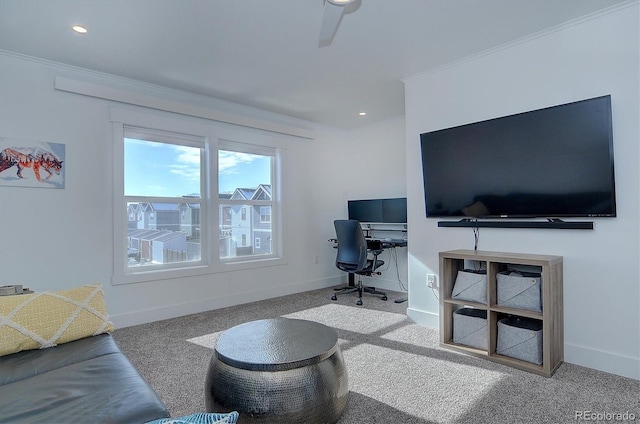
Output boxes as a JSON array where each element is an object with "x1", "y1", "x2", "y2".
[
  {"x1": 217, "y1": 140, "x2": 281, "y2": 265},
  {"x1": 110, "y1": 107, "x2": 288, "y2": 285}
]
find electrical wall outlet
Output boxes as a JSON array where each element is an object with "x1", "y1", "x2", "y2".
[{"x1": 427, "y1": 274, "x2": 438, "y2": 290}]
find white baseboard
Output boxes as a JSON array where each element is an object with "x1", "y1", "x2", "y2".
[
  {"x1": 565, "y1": 342, "x2": 640, "y2": 380},
  {"x1": 110, "y1": 274, "x2": 409, "y2": 329},
  {"x1": 110, "y1": 277, "x2": 341, "y2": 329},
  {"x1": 403, "y1": 309, "x2": 639, "y2": 381},
  {"x1": 406, "y1": 307, "x2": 439, "y2": 329}
]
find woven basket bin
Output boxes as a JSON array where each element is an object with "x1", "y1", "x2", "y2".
[
  {"x1": 497, "y1": 271, "x2": 542, "y2": 312},
  {"x1": 453, "y1": 308, "x2": 487, "y2": 350},
  {"x1": 497, "y1": 317, "x2": 543, "y2": 365},
  {"x1": 451, "y1": 270, "x2": 487, "y2": 303}
]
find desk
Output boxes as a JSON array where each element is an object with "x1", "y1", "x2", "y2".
[
  {"x1": 367, "y1": 238, "x2": 408, "y2": 249},
  {"x1": 329, "y1": 238, "x2": 407, "y2": 287},
  {"x1": 359, "y1": 238, "x2": 407, "y2": 287}
]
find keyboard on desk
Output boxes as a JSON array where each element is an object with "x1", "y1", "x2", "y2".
[
  {"x1": 387, "y1": 238, "x2": 407, "y2": 244},
  {"x1": 366, "y1": 238, "x2": 407, "y2": 248}
]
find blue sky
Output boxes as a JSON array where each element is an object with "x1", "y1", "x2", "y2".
[{"x1": 125, "y1": 139, "x2": 270, "y2": 197}]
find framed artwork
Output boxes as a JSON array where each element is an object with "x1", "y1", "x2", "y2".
[{"x1": 0, "y1": 137, "x2": 65, "y2": 189}]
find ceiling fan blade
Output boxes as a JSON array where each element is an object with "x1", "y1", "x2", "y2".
[{"x1": 319, "y1": 1, "x2": 346, "y2": 45}]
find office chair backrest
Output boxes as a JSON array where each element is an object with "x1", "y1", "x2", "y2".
[{"x1": 334, "y1": 220, "x2": 368, "y2": 273}]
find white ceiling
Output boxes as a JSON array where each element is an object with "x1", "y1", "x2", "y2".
[{"x1": 0, "y1": 0, "x2": 627, "y2": 129}]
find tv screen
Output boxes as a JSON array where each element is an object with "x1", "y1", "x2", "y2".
[
  {"x1": 348, "y1": 198, "x2": 407, "y2": 223},
  {"x1": 420, "y1": 95, "x2": 616, "y2": 219}
]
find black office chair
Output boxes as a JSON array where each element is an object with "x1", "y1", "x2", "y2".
[{"x1": 331, "y1": 219, "x2": 388, "y2": 305}]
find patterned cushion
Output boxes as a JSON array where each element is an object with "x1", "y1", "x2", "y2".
[
  {"x1": 0, "y1": 284, "x2": 114, "y2": 357},
  {"x1": 147, "y1": 412, "x2": 239, "y2": 424}
]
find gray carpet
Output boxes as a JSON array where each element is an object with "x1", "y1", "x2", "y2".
[{"x1": 113, "y1": 287, "x2": 639, "y2": 423}]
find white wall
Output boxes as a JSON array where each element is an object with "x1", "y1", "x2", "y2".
[
  {"x1": 404, "y1": 4, "x2": 639, "y2": 379},
  {"x1": 305, "y1": 117, "x2": 409, "y2": 294},
  {"x1": 0, "y1": 52, "x2": 408, "y2": 329}
]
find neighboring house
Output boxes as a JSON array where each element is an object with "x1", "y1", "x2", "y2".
[
  {"x1": 228, "y1": 184, "x2": 272, "y2": 256},
  {"x1": 252, "y1": 184, "x2": 272, "y2": 256},
  {"x1": 179, "y1": 202, "x2": 200, "y2": 240},
  {"x1": 150, "y1": 231, "x2": 188, "y2": 263},
  {"x1": 128, "y1": 229, "x2": 158, "y2": 257},
  {"x1": 128, "y1": 202, "x2": 180, "y2": 231},
  {"x1": 128, "y1": 202, "x2": 196, "y2": 264},
  {"x1": 219, "y1": 193, "x2": 233, "y2": 258},
  {"x1": 146, "y1": 203, "x2": 181, "y2": 231},
  {"x1": 127, "y1": 203, "x2": 144, "y2": 229},
  {"x1": 126, "y1": 186, "x2": 271, "y2": 261},
  {"x1": 127, "y1": 228, "x2": 188, "y2": 264}
]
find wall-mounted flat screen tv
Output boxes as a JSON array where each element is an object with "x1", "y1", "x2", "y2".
[
  {"x1": 420, "y1": 95, "x2": 616, "y2": 219},
  {"x1": 348, "y1": 197, "x2": 407, "y2": 224}
]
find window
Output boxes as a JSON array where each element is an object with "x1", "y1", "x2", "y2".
[
  {"x1": 112, "y1": 108, "x2": 285, "y2": 284},
  {"x1": 122, "y1": 127, "x2": 206, "y2": 271},
  {"x1": 218, "y1": 144, "x2": 277, "y2": 261},
  {"x1": 260, "y1": 206, "x2": 271, "y2": 223}
]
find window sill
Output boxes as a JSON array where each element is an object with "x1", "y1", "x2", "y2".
[
  {"x1": 112, "y1": 257, "x2": 286, "y2": 285},
  {"x1": 219, "y1": 256, "x2": 286, "y2": 272}
]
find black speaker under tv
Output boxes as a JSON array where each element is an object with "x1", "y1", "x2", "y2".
[
  {"x1": 348, "y1": 198, "x2": 407, "y2": 224},
  {"x1": 420, "y1": 95, "x2": 616, "y2": 226}
]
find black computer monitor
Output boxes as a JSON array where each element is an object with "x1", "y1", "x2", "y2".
[
  {"x1": 348, "y1": 199, "x2": 383, "y2": 223},
  {"x1": 348, "y1": 198, "x2": 407, "y2": 224},
  {"x1": 382, "y1": 198, "x2": 408, "y2": 224}
]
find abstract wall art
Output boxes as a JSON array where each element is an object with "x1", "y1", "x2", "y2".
[{"x1": 0, "y1": 137, "x2": 65, "y2": 189}]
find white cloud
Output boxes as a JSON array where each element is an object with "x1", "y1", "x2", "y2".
[
  {"x1": 219, "y1": 151, "x2": 256, "y2": 175},
  {"x1": 170, "y1": 145, "x2": 201, "y2": 183}
]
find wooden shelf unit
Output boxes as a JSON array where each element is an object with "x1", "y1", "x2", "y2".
[{"x1": 439, "y1": 249, "x2": 563, "y2": 377}]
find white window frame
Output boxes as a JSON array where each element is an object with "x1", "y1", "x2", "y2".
[
  {"x1": 111, "y1": 107, "x2": 287, "y2": 285},
  {"x1": 217, "y1": 140, "x2": 280, "y2": 264}
]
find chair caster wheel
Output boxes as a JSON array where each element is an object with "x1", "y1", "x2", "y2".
[
  {"x1": 331, "y1": 295, "x2": 337, "y2": 301},
  {"x1": 382, "y1": 296, "x2": 388, "y2": 301},
  {"x1": 356, "y1": 299, "x2": 363, "y2": 306}
]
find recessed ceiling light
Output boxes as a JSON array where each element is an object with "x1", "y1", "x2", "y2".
[
  {"x1": 72, "y1": 25, "x2": 88, "y2": 34},
  {"x1": 358, "y1": 112, "x2": 367, "y2": 116},
  {"x1": 328, "y1": 0, "x2": 356, "y2": 5}
]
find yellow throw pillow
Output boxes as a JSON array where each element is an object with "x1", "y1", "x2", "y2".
[{"x1": 0, "y1": 284, "x2": 114, "y2": 357}]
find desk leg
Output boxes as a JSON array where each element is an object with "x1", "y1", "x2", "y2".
[{"x1": 349, "y1": 273, "x2": 355, "y2": 287}]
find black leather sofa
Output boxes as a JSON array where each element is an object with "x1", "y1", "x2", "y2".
[{"x1": 0, "y1": 333, "x2": 170, "y2": 424}]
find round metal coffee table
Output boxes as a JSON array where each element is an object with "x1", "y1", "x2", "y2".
[{"x1": 205, "y1": 317, "x2": 348, "y2": 423}]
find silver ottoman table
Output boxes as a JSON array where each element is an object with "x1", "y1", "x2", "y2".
[{"x1": 205, "y1": 317, "x2": 348, "y2": 423}]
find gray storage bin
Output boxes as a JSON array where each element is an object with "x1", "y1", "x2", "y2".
[
  {"x1": 497, "y1": 270, "x2": 542, "y2": 312},
  {"x1": 497, "y1": 317, "x2": 543, "y2": 365},
  {"x1": 453, "y1": 308, "x2": 487, "y2": 350},
  {"x1": 451, "y1": 269, "x2": 487, "y2": 303}
]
